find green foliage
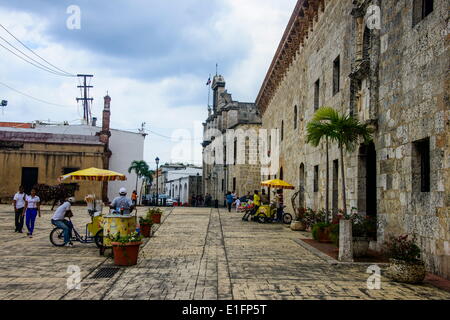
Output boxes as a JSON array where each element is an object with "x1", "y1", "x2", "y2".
[
  {"x1": 108, "y1": 231, "x2": 143, "y2": 245},
  {"x1": 147, "y1": 207, "x2": 163, "y2": 216},
  {"x1": 139, "y1": 216, "x2": 153, "y2": 225},
  {"x1": 303, "y1": 208, "x2": 326, "y2": 229},
  {"x1": 384, "y1": 235, "x2": 422, "y2": 263},
  {"x1": 310, "y1": 107, "x2": 374, "y2": 152},
  {"x1": 312, "y1": 222, "x2": 332, "y2": 241},
  {"x1": 329, "y1": 223, "x2": 340, "y2": 246}
]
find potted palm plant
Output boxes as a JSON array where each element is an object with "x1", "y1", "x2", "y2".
[
  {"x1": 110, "y1": 232, "x2": 143, "y2": 266},
  {"x1": 385, "y1": 235, "x2": 426, "y2": 284},
  {"x1": 139, "y1": 215, "x2": 153, "y2": 238}
]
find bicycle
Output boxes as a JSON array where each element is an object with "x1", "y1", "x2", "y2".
[{"x1": 50, "y1": 218, "x2": 103, "y2": 248}]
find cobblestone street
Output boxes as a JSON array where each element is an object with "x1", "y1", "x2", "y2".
[{"x1": 0, "y1": 205, "x2": 449, "y2": 300}]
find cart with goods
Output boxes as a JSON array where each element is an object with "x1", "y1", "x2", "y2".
[
  {"x1": 257, "y1": 179, "x2": 295, "y2": 224},
  {"x1": 53, "y1": 168, "x2": 132, "y2": 256}
]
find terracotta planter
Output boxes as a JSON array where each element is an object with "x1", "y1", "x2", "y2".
[
  {"x1": 290, "y1": 221, "x2": 306, "y2": 231},
  {"x1": 151, "y1": 214, "x2": 162, "y2": 224},
  {"x1": 386, "y1": 259, "x2": 426, "y2": 284},
  {"x1": 318, "y1": 227, "x2": 332, "y2": 243},
  {"x1": 353, "y1": 237, "x2": 370, "y2": 257},
  {"x1": 111, "y1": 241, "x2": 142, "y2": 266},
  {"x1": 140, "y1": 223, "x2": 152, "y2": 238}
]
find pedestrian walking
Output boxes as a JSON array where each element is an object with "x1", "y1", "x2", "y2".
[
  {"x1": 226, "y1": 192, "x2": 234, "y2": 213},
  {"x1": 234, "y1": 196, "x2": 241, "y2": 213},
  {"x1": 13, "y1": 186, "x2": 26, "y2": 233},
  {"x1": 275, "y1": 189, "x2": 284, "y2": 222},
  {"x1": 23, "y1": 188, "x2": 41, "y2": 238}
]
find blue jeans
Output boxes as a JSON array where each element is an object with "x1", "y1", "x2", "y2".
[
  {"x1": 25, "y1": 208, "x2": 38, "y2": 235},
  {"x1": 51, "y1": 219, "x2": 73, "y2": 244}
]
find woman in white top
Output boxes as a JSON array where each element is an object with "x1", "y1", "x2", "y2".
[
  {"x1": 23, "y1": 188, "x2": 41, "y2": 238},
  {"x1": 13, "y1": 186, "x2": 26, "y2": 233}
]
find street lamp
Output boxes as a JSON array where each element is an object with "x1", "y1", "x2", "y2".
[
  {"x1": 155, "y1": 157, "x2": 160, "y2": 206},
  {"x1": 196, "y1": 172, "x2": 200, "y2": 207}
]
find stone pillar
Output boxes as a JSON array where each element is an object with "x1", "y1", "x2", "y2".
[{"x1": 339, "y1": 219, "x2": 354, "y2": 262}]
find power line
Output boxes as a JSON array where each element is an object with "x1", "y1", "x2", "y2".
[
  {"x1": 0, "y1": 23, "x2": 75, "y2": 77},
  {"x1": 0, "y1": 35, "x2": 74, "y2": 77},
  {"x1": 0, "y1": 42, "x2": 74, "y2": 77},
  {"x1": 0, "y1": 80, "x2": 75, "y2": 108}
]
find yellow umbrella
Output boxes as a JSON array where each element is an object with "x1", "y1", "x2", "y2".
[
  {"x1": 261, "y1": 179, "x2": 295, "y2": 190},
  {"x1": 58, "y1": 167, "x2": 127, "y2": 182}
]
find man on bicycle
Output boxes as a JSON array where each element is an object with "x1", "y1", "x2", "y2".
[{"x1": 51, "y1": 197, "x2": 75, "y2": 247}]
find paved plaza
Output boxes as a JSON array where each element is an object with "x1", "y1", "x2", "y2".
[{"x1": 0, "y1": 204, "x2": 449, "y2": 300}]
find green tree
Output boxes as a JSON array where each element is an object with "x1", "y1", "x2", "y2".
[
  {"x1": 308, "y1": 107, "x2": 373, "y2": 215},
  {"x1": 306, "y1": 111, "x2": 335, "y2": 221},
  {"x1": 128, "y1": 160, "x2": 149, "y2": 196}
]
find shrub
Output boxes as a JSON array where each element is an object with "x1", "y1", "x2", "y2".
[
  {"x1": 312, "y1": 222, "x2": 332, "y2": 241},
  {"x1": 384, "y1": 235, "x2": 422, "y2": 263}
]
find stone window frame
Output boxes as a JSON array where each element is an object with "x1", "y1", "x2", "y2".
[
  {"x1": 333, "y1": 55, "x2": 341, "y2": 96},
  {"x1": 294, "y1": 105, "x2": 298, "y2": 130},
  {"x1": 314, "y1": 79, "x2": 320, "y2": 111},
  {"x1": 313, "y1": 165, "x2": 319, "y2": 193},
  {"x1": 412, "y1": 0, "x2": 434, "y2": 27},
  {"x1": 412, "y1": 137, "x2": 431, "y2": 193}
]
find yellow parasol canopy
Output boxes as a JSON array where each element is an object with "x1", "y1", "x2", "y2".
[
  {"x1": 58, "y1": 167, "x2": 127, "y2": 182},
  {"x1": 261, "y1": 179, "x2": 295, "y2": 190}
]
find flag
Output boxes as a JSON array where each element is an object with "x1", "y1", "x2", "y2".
[{"x1": 206, "y1": 77, "x2": 211, "y2": 86}]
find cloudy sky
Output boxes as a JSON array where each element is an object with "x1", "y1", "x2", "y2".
[{"x1": 0, "y1": 0, "x2": 296, "y2": 169}]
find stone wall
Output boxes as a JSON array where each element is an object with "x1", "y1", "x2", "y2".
[{"x1": 258, "y1": 0, "x2": 449, "y2": 279}]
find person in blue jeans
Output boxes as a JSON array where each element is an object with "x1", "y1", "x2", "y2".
[
  {"x1": 51, "y1": 197, "x2": 75, "y2": 247},
  {"x1": 23, "y1": 189, "x2": 41, "y2": 238}
]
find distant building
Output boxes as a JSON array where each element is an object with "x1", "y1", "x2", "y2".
[
  {"x1": 202, "y1": 75, "x2": 262, "y2": 204},
  {"x1": 0, "y1": 95, "x2": 146, "y2": 202},
  {"x1": 149, "y1": 164, "x2": 202, "y2": 205}
]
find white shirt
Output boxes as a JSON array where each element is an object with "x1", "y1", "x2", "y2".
[
  {"x1": 52, "y1": 202, "x2": 71, "y2": 220},
  {"x1": 13, "y1": 192, "x2": 26, "y2": 209},
  {"x1": 25, "y1": 195, "x2": 40, "y2": 209}
]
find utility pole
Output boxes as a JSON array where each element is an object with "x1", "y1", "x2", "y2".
[{"x1": 76, "y1": 74, "x2": 94, "y2": 125}]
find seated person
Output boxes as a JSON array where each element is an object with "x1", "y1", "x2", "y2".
[{"x1": 109, "y1": 188, "x2": 135, "y2": 215}]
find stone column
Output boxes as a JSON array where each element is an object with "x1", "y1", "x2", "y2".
[{"x1": 339, "y1": 219, "x2": 354, "y2": 262}]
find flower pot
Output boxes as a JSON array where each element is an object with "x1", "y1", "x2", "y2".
[
  {"x1": 151, "y1": 214, "x2": 162, "y2": 224},
  {"x1": 386, "y1": 259, "x2": 426, "y2": 284},
  {"x1": 140, "y1": 223, "x2": 152, "y2": 238},
  {"x1": 318, "y1": 227, "x2": 332, "y2": 243},
  {"x1": 111, "y1": 241, "x2": 142, "y2": 266},
  {"x1": 353, "y1": 237, "x2": 370, "y2": 257},
  {"x1": 290, "y1": 221, "x2": 306, "y2": 231}
]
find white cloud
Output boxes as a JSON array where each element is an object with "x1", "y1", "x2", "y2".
[{"x1": 0, "y1": 1, "x2": 296, "y2": 168}]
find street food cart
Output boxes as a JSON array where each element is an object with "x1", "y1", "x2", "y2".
[{"x1": 58, "y1": 167, "x2": 134, "y2": 254}]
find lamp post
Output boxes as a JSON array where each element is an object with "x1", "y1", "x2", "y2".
[
  {"x1": 196, "y1": 172, "x2": 200, "y2": 207},
  {"x1": 155, "y1": 157, "x2": 160, "y2": 206}
]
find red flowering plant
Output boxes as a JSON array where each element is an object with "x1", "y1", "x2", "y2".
[{"x1": 384, "y1": 235, "x2": 422, "y2": 263}]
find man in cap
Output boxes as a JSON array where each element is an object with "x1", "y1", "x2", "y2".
[
  {"x1": 51, "y1": 197, "x2": 76, "y2": 247},
  {"x1": 109, "y1": 187, "x2": 135, "y2": 215}
]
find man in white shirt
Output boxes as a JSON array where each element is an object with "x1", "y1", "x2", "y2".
[
  {"x1": 51, "y1": 197, "x2": 75, "y2": 247},
  {"x1": 13, "y1": 186, "x2": 26, "y2": 233}
]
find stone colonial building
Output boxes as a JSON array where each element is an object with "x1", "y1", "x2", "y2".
[
  {"x1": 202, "y1": 75, "x2": 262, "y2": 203},
  {"x1": 256, "y1": 0, "x2": 449, "y2": 279}
]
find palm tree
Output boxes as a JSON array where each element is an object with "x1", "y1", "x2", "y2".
[
  {"x1": 309, "y1": 107, "x2": 373, "y2": 215},
  {"x1": 128, "y1": 160, "x2": 149, "y2": 195},
  {"x1": 306, "y1": 111, "x2": 335, "y2": 222},
  {"x1": 140, "y1": 167, "x2": 154, "y2": 200}
]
